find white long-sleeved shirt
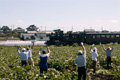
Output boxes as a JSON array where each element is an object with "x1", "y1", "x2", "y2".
[
  {"x1": 18, "y1": 51, "x2": 29, "y2": 61},
  {"x1": 91, "y1": 50, "x2": 98, "y2": 61}
]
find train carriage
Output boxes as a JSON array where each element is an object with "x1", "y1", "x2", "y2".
[{"x1": 85, "y1": 32, "x2": 120, "y2": 44}]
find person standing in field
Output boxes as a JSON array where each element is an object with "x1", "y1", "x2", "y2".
[
  {"x1": 102, "y1": 43, "x2": 115, "y2": 69},
  {"x1": 74, "y1": 42, "x2": 87, "y2": 80},
  {"x1": 17, "y1": 46, "x2": 29, "y2": 66},
  {"x1": 27, "y1": 42, "x2": 35, "y2": 66},
  {"x1": 90, "y1": 45, "x2": 98, "y2": 73},
  {"x1": 38, "y1": 46, "x2": 51, "y2": 76}
]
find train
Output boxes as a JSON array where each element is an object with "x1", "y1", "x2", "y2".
[{"x1": 46, "y1": 29, "x2": 120, "y2": 45}]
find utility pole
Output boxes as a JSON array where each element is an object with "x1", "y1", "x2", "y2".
[
  {"x1": 13, "y1": 25, "x2": 15, "y2": 30},
  {"x1": 58, "y1": 26, "x2": 59, "y2": 29},
  {"x1": 84, "y1": 27, "x2": 85, "y2": 30},
  {"x1": 11, "y1": 25, "x2": 13, "y2": 30},
  {"x1": 39, "y1": 26, "x2": 41, "y2": 31},
  {"x1": 0, "y1": 24, "x2": 1, "y2": 29},
  {"x1": 101, "y1": 27, "x2": 103, "y2": 31},
  {"x1": 40, "y1": 26, "x2": 42, "y2": 31},
  {"x1": 72, "y1": 26, "x2": 73, "y2": 32},
  {"x1": 63, "y1": 27, "x2": 64, "y2": 31},
  {"x1": 90, "y1": 27, "x2": 92, "y2": 29},
  {"x1": 45, "y1": 26, "x2": 46, "y2": 31}
]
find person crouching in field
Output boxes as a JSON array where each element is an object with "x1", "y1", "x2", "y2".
[
  {"x1": 90, "y1": 46, "x2": 98, "y2": 73},
  {"x1": 17, "y1": 46, "x2": 29, "y2": 66},
  {"x1": 27, "y1": 42, "x2": 34, "y2": 66},
  {"x1": 38, "y1": 46, "x2": 50, "y2": 76},
  {"x1": 74, "y1": 42, "x2": 87, "y2": 80},
  {"x1": 102, "y1": 43, "x2": 115, "y2": 69}
]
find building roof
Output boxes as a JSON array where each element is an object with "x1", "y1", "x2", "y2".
[
  {"x1": 84, "y1": 29, "x2": 95, "y2": 33},
  {"x1": 53, "y1": 29, "x2": 61, "y2": 32},
  {"x1": 72, "y1": 31, "x2": 81, "y2": 34},
  {"x1": 101, "y1": 30, "x2": 109, "y2": 33},
  {"x1": 16, "y1": 27, "x2": 22, "y2": 29},
  {"x1": 26, "y1": 25, "x2": 38, "y2": 31},
  {"x1": 14, "y1": 27, "x2": 25, "y2": 30}
]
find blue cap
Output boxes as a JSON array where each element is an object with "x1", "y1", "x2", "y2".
[
  {"x1": 29, "y1": 45, "x2": 31, "y2": 48},
  {"x1": 17, "y1": 46, "x2": 19, "y2": 49},
  {"x1": 42, "y1": 50, "x2": 46, "y2": 53}
]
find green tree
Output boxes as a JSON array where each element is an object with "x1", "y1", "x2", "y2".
[
  {"x1": 12, "y1": 31, "x2": 19, "y2": 37},
  {"x1": 1, "y1": 26, "x2": 11, "y2": 33},
  {"x1": 31, "y1": 36, "x2": 35, "y2": 40}
]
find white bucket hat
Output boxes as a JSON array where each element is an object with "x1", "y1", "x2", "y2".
[
  {"x1": 93, "y1": 47, "x2": 97, "y2": 52},
  {"x1": 22, "y1": 48, "x2": 26, "y2": 51}
]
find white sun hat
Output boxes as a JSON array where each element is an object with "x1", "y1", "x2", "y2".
[
  {"x1": 22, "y1": 48, "x2": 26, "y2": 51},
  {"x1": 93, "y1": 47, "x2": 97, "y2": 52}
]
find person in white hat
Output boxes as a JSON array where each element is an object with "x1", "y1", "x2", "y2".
[
  {"x1": 102, "y1": 43, "x2": 115, "y2": 69},
  {"x1": 17, "y1": 46, "x2": 29, "y2": 66},
  {"x1": 74, "y1": 42, "x2": 87, "y2": 80},
  {"x1": 90, "y1": 45, "x2": 98, "y2": 73}
]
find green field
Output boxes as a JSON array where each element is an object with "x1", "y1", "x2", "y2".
[{"x1": 0, "y1": 43, "x2": 120, "y2": 80}]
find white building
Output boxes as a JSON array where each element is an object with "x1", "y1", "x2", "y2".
[
  {"x1": 27, "y1": 31, "x2": 37, "y2": 34},
  {"x1": 21, "y1": 30, "x2": 54, "y2": 41},
  {"x1": 14, "y1": 27, "x2": 25, "y2": 33},
  {"x1": 35, "y1": 31, "x2": 54, "y2": 41},
  {"x1": 21, "y1": 33, "x2": 35, "y2": 40}
]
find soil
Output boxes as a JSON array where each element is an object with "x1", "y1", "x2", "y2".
[{"x1": 91, "y1": 73, "x2": 114, "y2": 80}]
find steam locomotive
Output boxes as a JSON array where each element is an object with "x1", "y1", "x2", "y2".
[{"x1": 46, "y1": 29, "x2": 120, "y2": 45}]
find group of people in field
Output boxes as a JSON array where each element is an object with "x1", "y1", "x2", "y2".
[
  {"x1": 17, "y1": 42, "x2": 115, "y2": 80},
  {"x1": 74, "y1": 42, "x2": 114, "y2": 80},
  {"x1": 17, "y1": 42, "x2": 50, "y2": 76}
]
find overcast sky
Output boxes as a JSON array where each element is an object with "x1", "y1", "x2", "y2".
[{"x1": 0, "y1": 0, "x2": 120, "y2": 32}]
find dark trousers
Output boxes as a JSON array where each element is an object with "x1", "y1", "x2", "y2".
[
  {"x1": 107, "y1": 57, "x2": 112, "y2": 69},
  {"x1": 78, "y1": 67, "x2": 87, "y2": 80},
  {"x1": 21, "y1": 60, "x2": 28, "y2": 66},
  {"x1": 93, "y1": 61, "x2": 96, "y2": 73},
  {"x1": 40, "y1": 67, "x2": 48, "y2": 74}
]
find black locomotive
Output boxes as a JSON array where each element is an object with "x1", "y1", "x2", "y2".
[{"x1": 46, "y1": 29, "x2": 120, "y2": 45}]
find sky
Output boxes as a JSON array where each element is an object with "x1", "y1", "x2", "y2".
[{"x1": 0, "y1": 0, "x2": 120, "y2": 32}]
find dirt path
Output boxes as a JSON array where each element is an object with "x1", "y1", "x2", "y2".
[{"x1": 91, "y1": 73, "x2": 114, "y2": 80}]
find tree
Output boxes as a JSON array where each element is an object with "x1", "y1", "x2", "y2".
[
  {"x1": 21, "y1": 36, "x2": 24, "y2": 40},
  {"x1": 1, "y1": 26, "x2": 11, "y2": 33},
  {"x1": 31, "y1": 36, "x2": 35, "y2": 40},
  {"x1": 12, "y1": 31, "x2": 19, "y2": 37},
  {"x1": 0, "y1": 34, "x2": 7, "y2": 37}
]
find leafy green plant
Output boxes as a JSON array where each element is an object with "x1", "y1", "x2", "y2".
[{"x1": 0, "y1": 43, "x2": 120, "y2": 79}]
